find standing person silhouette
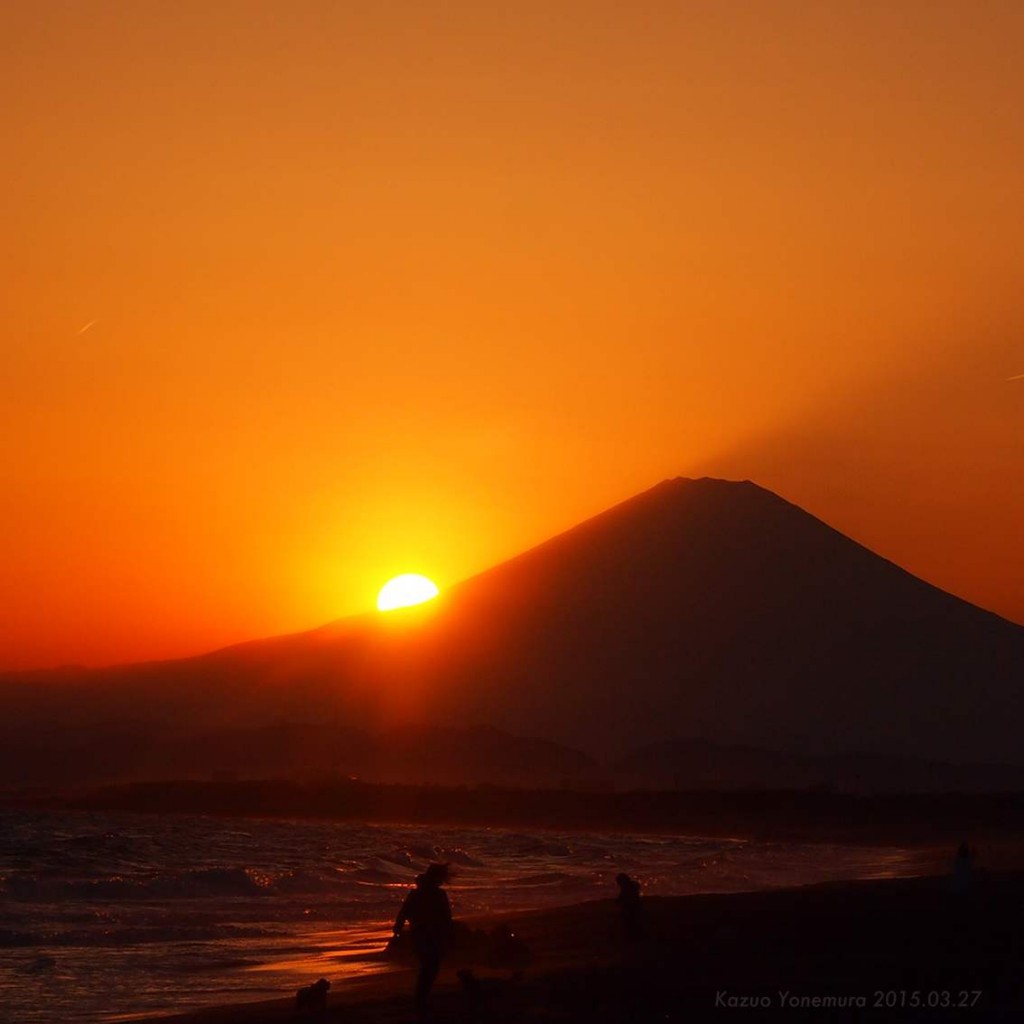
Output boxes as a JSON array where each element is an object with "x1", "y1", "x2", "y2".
[
  {"x1": 951, "y1": 840, "x2": 975, "y2": 896},
  {"x1": 393, "y1": 863, "x2": 453, "y2": 1019}
]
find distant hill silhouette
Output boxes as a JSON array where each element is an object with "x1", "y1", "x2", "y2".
[
  {"x1": 615, "y1": 737, "x2": 1024, "y2": 793},
  {"x1": 3, "y1": 478, "x2": 1023, "y2": 787},
  {"x1": 0, "y1": 719, "x2": 597, "y2": 790}
]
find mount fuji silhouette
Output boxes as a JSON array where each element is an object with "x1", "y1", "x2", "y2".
[{"x1": 3, "y1": 478, "x2": 1022, "y2": 787}]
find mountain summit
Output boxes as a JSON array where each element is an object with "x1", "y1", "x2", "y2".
[
  {"x1": 417, "y1": 477, "x2": 1024, "y2": 760},
  {"x1": 3, "y1": 478, "x2": 1022, "y2": 783}
]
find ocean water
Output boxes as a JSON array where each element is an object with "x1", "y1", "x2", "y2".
[{"x1": 0, "y1": 810, "x2": 919, "y2": 1022}]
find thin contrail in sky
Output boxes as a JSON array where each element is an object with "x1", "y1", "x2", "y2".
[
  {"x1": 76, "y1": 320, "x2": 97, "y2": 336},
  {"x1": 1008, "y1": 373, "x2": 1024, "y2": 381}
]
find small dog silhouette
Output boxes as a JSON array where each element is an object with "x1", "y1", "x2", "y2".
[{"x1": 295, "y1": 977, "x2": 330, "y2": 1013}]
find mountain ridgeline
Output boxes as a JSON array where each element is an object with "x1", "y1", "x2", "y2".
[{"x1": 3, "y1": 478, "x2": 1022, "y2": 792}]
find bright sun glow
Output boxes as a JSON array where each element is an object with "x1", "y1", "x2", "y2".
[{"x1": 376, "y1": 574, "x2": 440, "y2": 612}]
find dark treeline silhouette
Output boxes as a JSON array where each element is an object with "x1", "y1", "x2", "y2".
[{"x1": 19, "y1": 777, "x2": 1024, "y2": 844}]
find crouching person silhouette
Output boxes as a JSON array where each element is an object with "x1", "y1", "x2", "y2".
[
  {"x1": 616, "y1": 872, "x2": 643, "y2": 940},
  {"x1": 394, "y1": 862, "x2": 454, "y2": 1020}
]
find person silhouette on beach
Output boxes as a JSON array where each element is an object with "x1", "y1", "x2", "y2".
[
  {"x1": 951, "y1": 840, "x2": 976, "y2": 896},
  {"x1": 615, "y1": 872, "x2": 642, "y2": 939},
  {"x1": 393, "y1": 862, "x2": 454, "y2": 1019}
]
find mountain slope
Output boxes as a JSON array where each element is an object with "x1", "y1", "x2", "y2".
[
  {"x1": 410, "y1": 478, "x2": 1024, "y2": 760},
  {"x1": 3, "y1": 477, "x2": 1022, "y2": 776}
]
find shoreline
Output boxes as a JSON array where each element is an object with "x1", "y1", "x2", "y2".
[
  {"x1": 8, "y1": 805, "x2": 986, "y2": 1023},
  {"x1": 123, "y1": 867, "x2": 1024, "y2": 1022}
]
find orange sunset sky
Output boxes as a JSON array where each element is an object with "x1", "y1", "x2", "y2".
[{"x1": 2, "y1": 1, "x2": 1022, "y2": 671}]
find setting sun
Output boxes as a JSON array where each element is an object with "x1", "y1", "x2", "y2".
[{"x1": 376, "y1": 574, "x2": 440, "y2": 612}]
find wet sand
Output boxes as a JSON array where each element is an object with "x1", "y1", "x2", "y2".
[{"x1": 129, "y1": 867, "x2": 1024, "y2": 1022}]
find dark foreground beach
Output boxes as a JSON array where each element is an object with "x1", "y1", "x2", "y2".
[{"x1": 132, "y1": 869, "x2": 1024, "y2": 1023}]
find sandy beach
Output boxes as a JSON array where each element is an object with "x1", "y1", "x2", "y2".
[{"x1": 128, "y1": 867, "x2": 1024, "y2": 1022}]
